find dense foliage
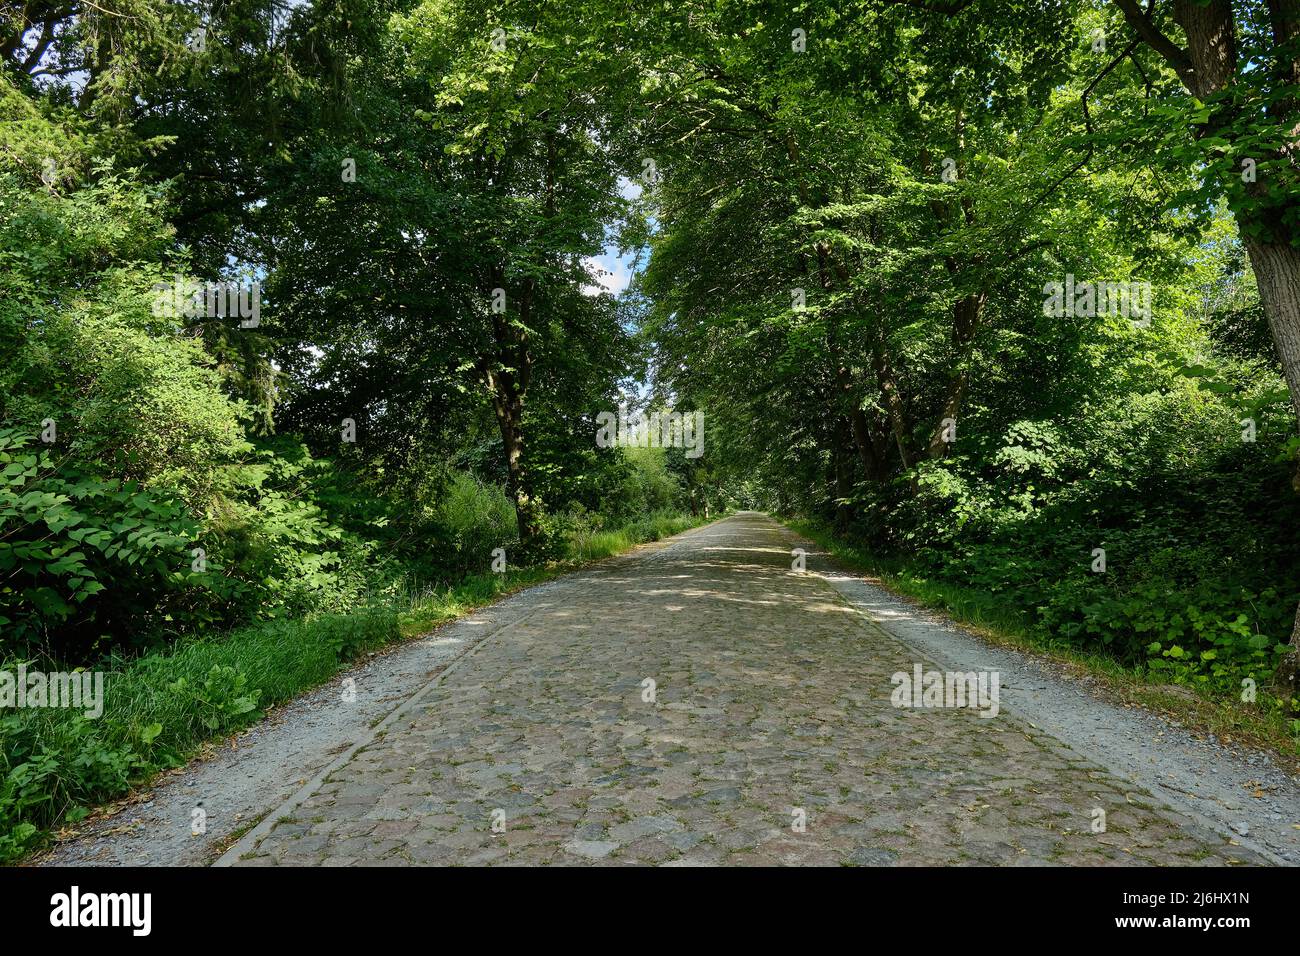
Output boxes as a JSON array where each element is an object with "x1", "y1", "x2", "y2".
[
  {"x1": 1, "y1": 0, "x2": 704, "y2": 657},
  {"x1": 0, "y1": 0, "x2": 707, "y2": 856},
  {"x1": 1, "y1": 0, "x2": 1298, "y2": 857},
  {"x1": 634, "y1": 0, "x2": 1300, "y2": 704}
]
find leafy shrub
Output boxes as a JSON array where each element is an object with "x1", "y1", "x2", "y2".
[
  {"x1": 434, "y1": 472, "x2": 518, "y2": 570},
  {"x1": 608, "y1": 447, "x2": 686, "y2": 520},
  {"x1": 316, "y1": 606, "x2": 401, "y2": 660},
  {"x1": 166, "y1": 666, "x2": 261, "y2": 732},
  {"x1": 204, "y1": 439, "x2": 408, "y2": 622},
  {"x1": 0, "y1": 430, "x2": 203, "y2": 654},
  {"x1": 844, "y1": 397, "x2": 1300, "y2": 694}
]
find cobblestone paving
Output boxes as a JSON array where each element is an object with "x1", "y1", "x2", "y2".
[{"x1": 228, "y1": 514, "x2": 1260, "y2": 866}]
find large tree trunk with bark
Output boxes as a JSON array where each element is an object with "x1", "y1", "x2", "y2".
[
  {"x1": 1245, "y1": 240, "x2": 1300, "y2": 431},
  {"x1": 484, "y1": 270, "x2": 541, "y2": 551}
]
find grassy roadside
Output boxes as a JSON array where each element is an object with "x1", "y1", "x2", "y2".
[
  {"x1": 3, "y1": 510, "x2": 715, "y2": 863},
  {"x1": 784, "y1": 517, "x2": 1300, "y2": 775}
]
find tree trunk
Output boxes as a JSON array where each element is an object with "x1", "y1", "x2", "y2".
[
  {"x1": 925, "y1": 368, "x2": 969, "y2": 459},
  {"x1": 832, "y1": 417, "x2": 856, "y2": 533},
  {"x1": 488, "y1": 377, "x2": 541, "y2": 547},
  {"x1": 925, "y1": 291, "x2": 985, "y2": 459},
  {"x1": 827, "y1": 308, "x2": 888, "y2": 480},
  {"x1": 1244, "y1": 238, "x2": 1300, "y2": 695},
  {"x1": 1245, "y1": 240, "x2": 1300, "y2": 428},
  {"x1": 836, "y1": 366, "x2": 883, "y2": 479},
  {"x1": 484, "y1": 267, "x2": 540, "y2": 551},
  {"x1": 870, "y1": 331, "x2": 914, "y2": 470}
]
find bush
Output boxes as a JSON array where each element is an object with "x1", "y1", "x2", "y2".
[
  {"x1": 0, "y1": 429, "x2": 408, "y2": 658},
  {"x1": 434, "y1": 472, "x2": 518, "y2": 572},
  {"x1": 609, "y1": 447, "x2": 686, "y2": 520},
  {"x1": 842, "y1": 396, "x2": 1300, "y2": 694},
  {"x1": 0, "y1": 430, "x2": 203, "y2": 655}
]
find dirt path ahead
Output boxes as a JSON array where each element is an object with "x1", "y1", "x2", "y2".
[{"x1": 210, "y1": 512, "x2": 1274, "y2": 867}]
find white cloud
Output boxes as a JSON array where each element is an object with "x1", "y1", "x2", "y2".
[
  {"x1": 582, "y1": 253, "x2": 633, "y2": 297},
  {"x1": 619, "y1": 176, "x2": 644, "y2": 201}
]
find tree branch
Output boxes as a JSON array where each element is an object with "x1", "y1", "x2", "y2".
[{"x1": 1112, "y1": 0, "x2": 1196, "y2": 89}]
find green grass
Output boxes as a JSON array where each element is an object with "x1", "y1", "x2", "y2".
[
  {"x1": 785, "y1": 516, "x2": 1300, "y2": 770},
  {"x1": 567, "y1": 512, "x2": 702, "y2": 564},
  {"x1": 398, "y1": 566, "x2": 556, "y2": 637},
  {"x1": 0, "y1": 608, "x2": 399, "y2": 861},
  {"x1": 2, "y1": 510, "x2": 714, "y2": 862},
  {"x1": 788, "y1": 519, "x2": 1041, "y2": 641}
]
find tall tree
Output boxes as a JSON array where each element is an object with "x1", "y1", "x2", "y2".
[{"x1": 1110, "y1": 0, "x2": 1300, "y2": 687}]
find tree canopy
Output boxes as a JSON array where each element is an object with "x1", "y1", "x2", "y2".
[{"x1": 2, "y1": 0, "x2": 1298, "y2": 726}]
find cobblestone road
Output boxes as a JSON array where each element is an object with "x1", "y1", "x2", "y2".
[{"x1": 223, "y1": 513, "x2": 1259, "y2": 866}]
